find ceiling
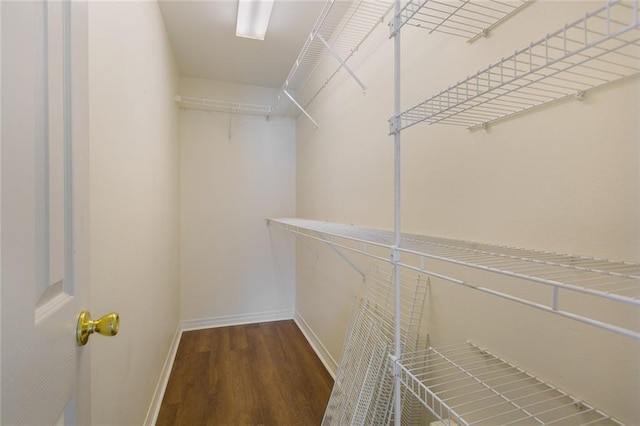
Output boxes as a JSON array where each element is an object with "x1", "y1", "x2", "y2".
[{"x1": 158, "y1": 0, "x2": 327, "y2": 89}]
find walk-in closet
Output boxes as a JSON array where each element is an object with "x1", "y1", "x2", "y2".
[{"x1": 1, "y1": 0, "x2": 637, "y2": 424}]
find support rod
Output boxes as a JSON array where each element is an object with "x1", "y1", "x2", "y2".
[
  {"x1": 316, "y1": 33, "x2": 367, "y2": 93},
  {"x1": 295, "y1": 235, "x2": 319, "y2": 259},
  {"x1": 314, "y1": 232, "x2": 366, "y2": 279},
  {"x1": 283, "y1": 90, "x2": 320, "y2": 128},
  {"x1": 392, "y1": 0, "x2": 402, "y2": 425}
]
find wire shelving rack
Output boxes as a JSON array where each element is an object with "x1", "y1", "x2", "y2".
[
  {"x1": 392, "y1": 0, "x2": 640, "y2": 131},
  {"x1": 267, "y1": 218, "x2": 640, "y2": 341},
  {"x1": 174, "y1": 96, "x2": 271, "y2": 117},
  {"x1": 268, "y1": 217, "x2": 637, "y2": 424},
  {"x1": 269, "y1": 1, "x2": 639, "y2": 425},
  {"x1": 397, "y1": 341, "x2": 624, "y2": 425},
  {"x1": 323, "y1": 263, "x2": 429, "y2": 425},
  {"x1": 322, "y1": 297, "x2": 392, "y2": 425},
  {"x1": 392, "y1": 0, "x2": 532, "y2": 42},
  {"x1": 271, "y1": 0, "x2": 394, "y2": 123}
]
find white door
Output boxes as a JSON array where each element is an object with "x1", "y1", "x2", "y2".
[{"x1": 1, "y1": 1, "x2": 93, "y2": 424}]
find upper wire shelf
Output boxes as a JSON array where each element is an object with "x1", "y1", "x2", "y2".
[
  {"x1": 272, "y1": 0, "x2": 393, "y2": 116},
  {"x1": 392, "y1": 0, "x2": 533, "y2": 42},
  {"x1": 392, "y1": 0, "x2": 640, "y2": 131},
  {"x1": 175, "y1": 96, "x2": 271, "y2": 117},
  {"x1": 397, "y1": 341, "x2": 623, "y2": 425},
  {"x1": 267, "y1": 218, "x2": 640, "y2": 340}
]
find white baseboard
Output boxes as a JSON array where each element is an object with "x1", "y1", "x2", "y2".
[
  {"x1": 144, "y1": 325, "x2": 182, "y2": 426},
  {"x1": 294, "y1": 311, "x2": 338, "y2": 379},
  {"x1": 180, "y1": 308, "x2": 295, "y2": 331}
]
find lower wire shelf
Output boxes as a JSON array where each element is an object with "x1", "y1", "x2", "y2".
[{"x1": 396, "y1": 341, "x2": 622, "y2": 426}]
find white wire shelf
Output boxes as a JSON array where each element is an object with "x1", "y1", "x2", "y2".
[
  {"x1": 272, "y1": 0, "x2": 393, "y2": 116},
  {"x1": 397, "y1": 341, "x2": 623, "y2": 425},
  {"x1": 322, "y1": 298, "x2": 392, "y2": 426},
  {"x1": 267, "y1": 218, "x2": 640, "y2": 340},
  {"x1": 392, "y1": 0, "x2": 533, "y2": 42},
  {"x1": 391, "y1": 0, "x2": 640, "y2": 131},
  {"x1": 175, "y1": 96, "x2": 271, "y2": 117},
  {"x1": 323, "y1": 263, "x2": 429, "y2": 425}
]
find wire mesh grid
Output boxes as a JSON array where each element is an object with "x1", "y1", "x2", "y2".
[
  {"x1": 399, "y1": 233, "x2": 640, "y2": 303},
  {"x1": 273, "y1": 0, "x2": 393, "y2": 115},
  {"x1": 174, "y1": 96, "x2": 271, "y2": 117},
  {"x1": 364, "y1": 263, "x2": 429, "y2": 346},
  {"x1": 364, "y1": 263, "x2": 430, "y2": 425},
  {"x1": 393, "y1": 0, "x2": 640, "y2": 130},
  {"x1": 322, "y1": 298, "x2": 392, "y2": 425},
  {"x1": 300, "y1": 0, "x2": 394, "y2": 109},
  {"x1": 267, "y1": 218, "x2": 640, "y2": 339},
  {"x1": 322, "y1": 263, "x2": 429, "y2": 425},
  {"x1": 396, "y1": 341, "x2": 624, "y2": 425},
  {"x1": 393, "y1": 0, "x2": 532, "y2": 41}
]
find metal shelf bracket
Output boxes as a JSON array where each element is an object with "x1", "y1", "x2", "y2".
[
  {"x1": 314, "y1": 231, "x2": 366, "y2": 279},
  {"x1": 389, "y1": 115, "x2": 400, "y2": 135},
  {"x1": 283, "y1": 90, "x2": 320, "y2": 128},
  {"x1": 316, "y1": 33, "x2": 367, "y2": 94},
  {"x1": 295, "y1": 234, "x2": 320, "y2": 259}
]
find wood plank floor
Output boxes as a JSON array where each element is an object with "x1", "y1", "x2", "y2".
[{"x1": 156, "y1": 320, "x2": 334, "y2": 425}]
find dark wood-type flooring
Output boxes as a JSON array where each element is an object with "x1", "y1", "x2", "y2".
[{"x1": 156, "y1": 320, "x2": 334, "y2": 425}]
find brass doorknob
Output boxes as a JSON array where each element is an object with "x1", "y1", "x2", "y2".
[{"x1": 76, "y1": 310, "x2": 119, "y2": 346}]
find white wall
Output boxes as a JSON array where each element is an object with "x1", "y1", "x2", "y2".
[
  {"x1": 88, "y1": 2, "x2": 180, "y2": 424},
  {"x1": 295, "y1": 1, "x2": 639, "y2": 424},
  {"x1": 179, "y1": 77, "x2": 296, "y2": 323}
]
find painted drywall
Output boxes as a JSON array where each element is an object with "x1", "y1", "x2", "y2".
[
  {"x1": 295, "y1": 1, "x2": 639, "y2": 424},
  {"x1": 0, "y1": 2, "x2": 3, "y2": 418},
  {"x1": 88, "y1": 2, "x2": 180, "y2": 425},
  {"x1": 179, "y1": 77, "x2": 296, "y2": 323}
]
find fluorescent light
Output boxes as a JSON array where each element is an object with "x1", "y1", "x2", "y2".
[{"x1": 236, "y1": 0, "x2": 275, "y2": 41}]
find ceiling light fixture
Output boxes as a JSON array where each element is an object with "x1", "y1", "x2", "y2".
[{"x1": 236, "y1": 0, "x2": 275, "y2": 41}]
